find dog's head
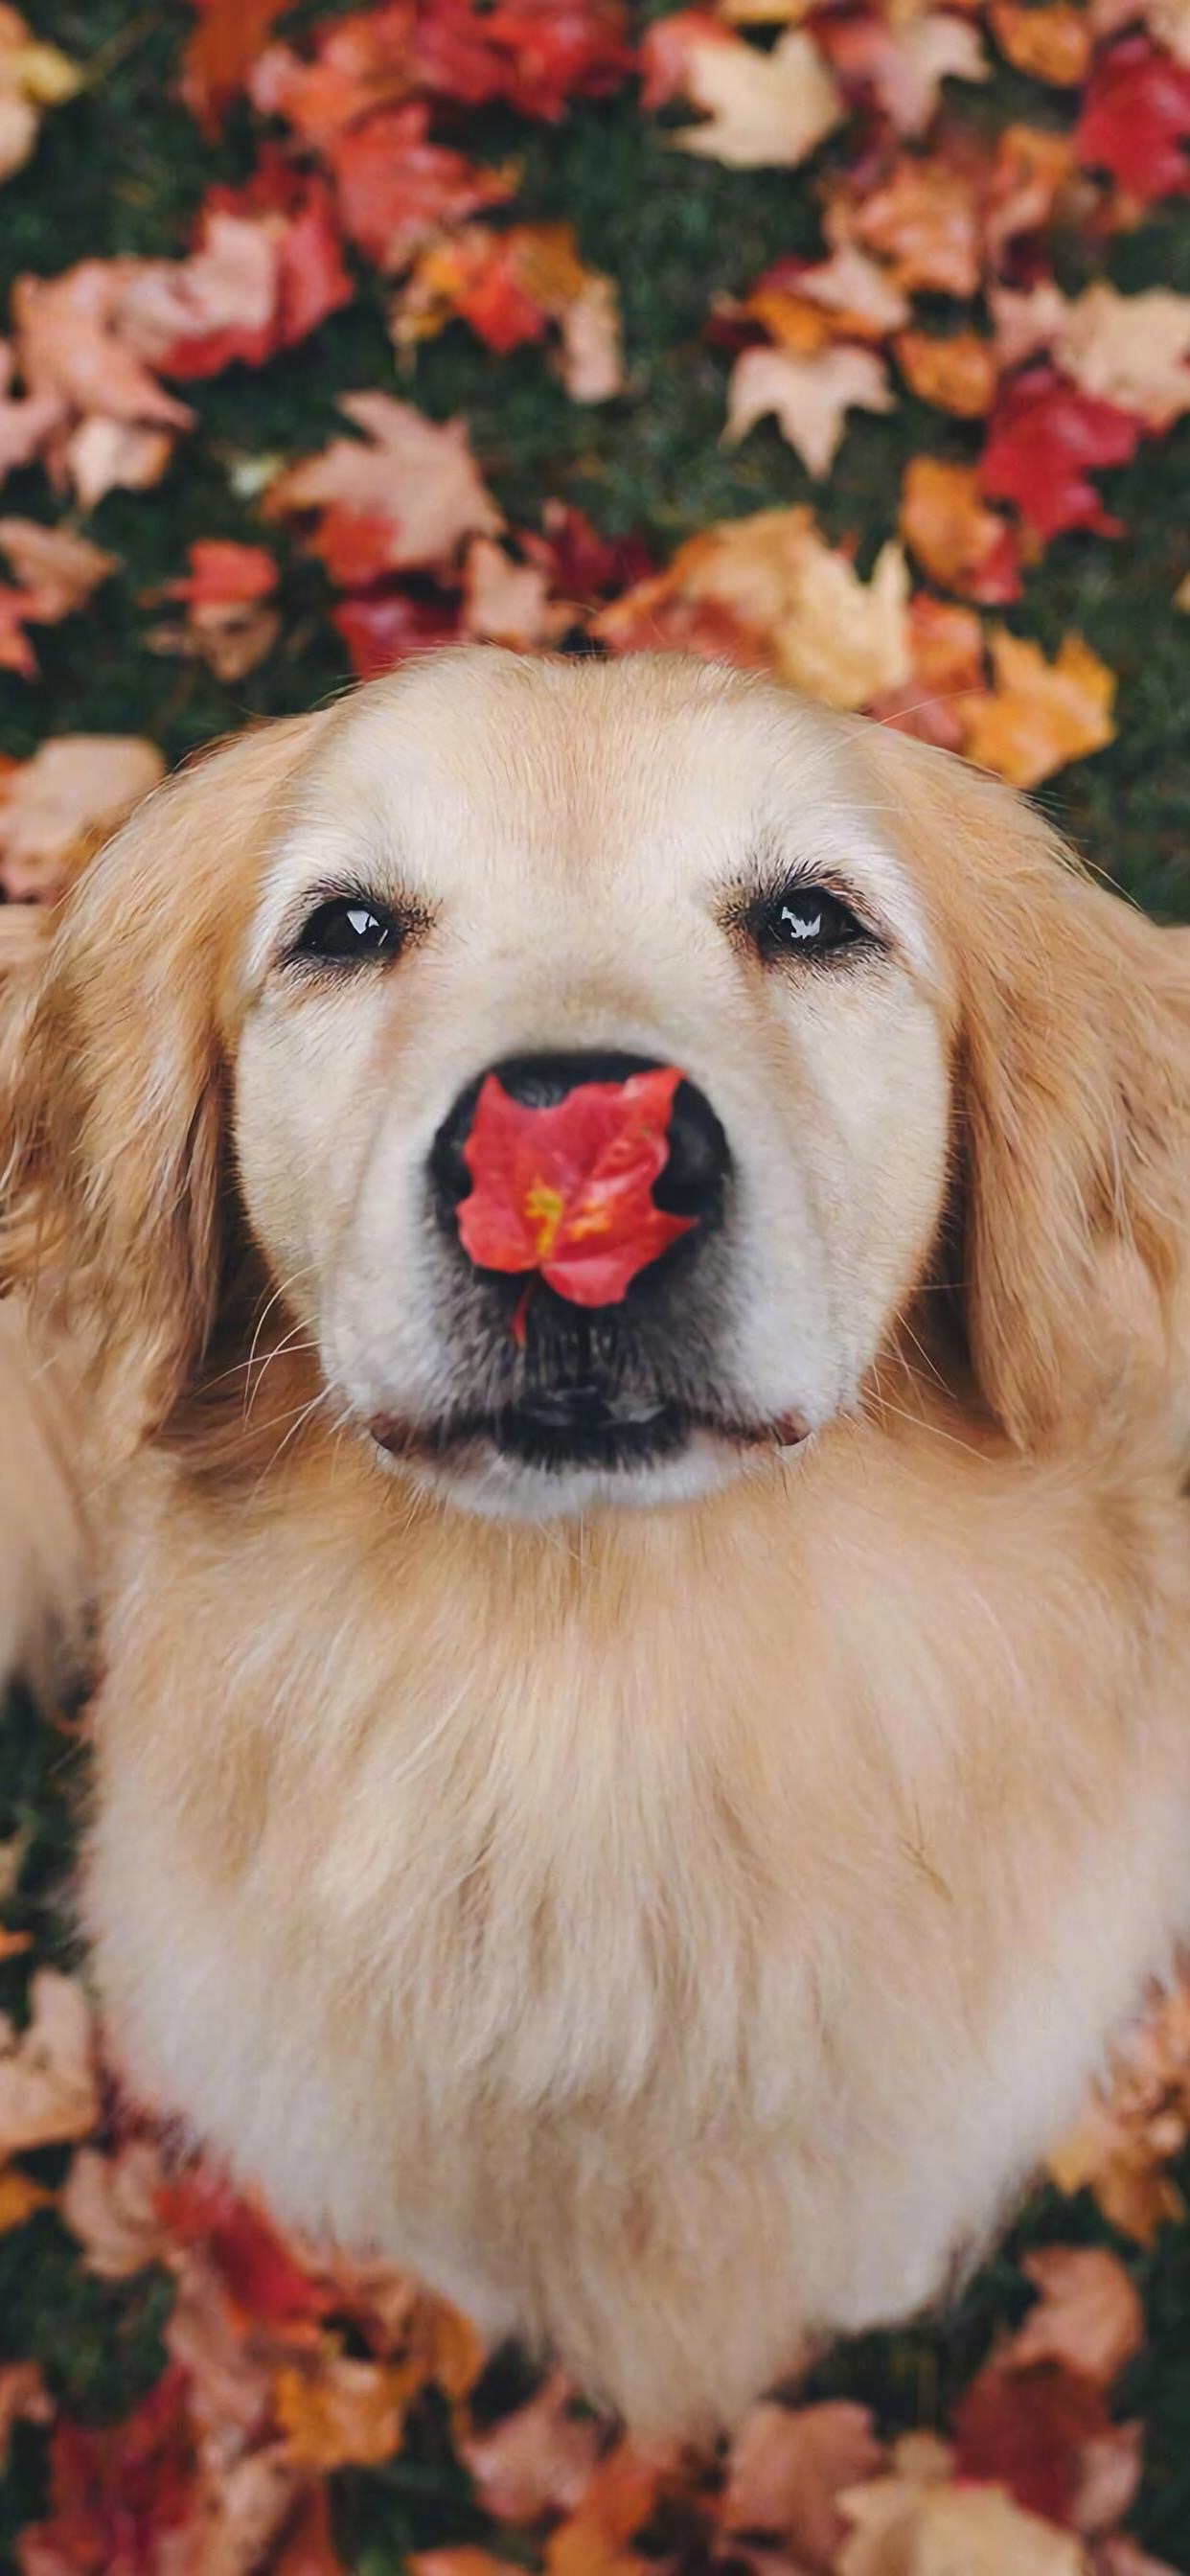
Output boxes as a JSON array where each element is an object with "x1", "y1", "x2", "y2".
[{"x1": 6, "y1": 651, "x2": 1188, "y2": 1519}]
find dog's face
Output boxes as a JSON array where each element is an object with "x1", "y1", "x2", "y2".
[
  {"x1": 233, "y1": 656, "x2": 950, "y2": 1516},
  {"x1": 8, "y1": 649, "x2": 1189, "y2": 1516}
]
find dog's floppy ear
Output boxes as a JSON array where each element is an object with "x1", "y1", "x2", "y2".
[
  {"x1": 861, "y1": 727, "x2": 1190, "y2": 1449},
  {"x1": 2, "y1": 715, "x2": 323, "y2": 1455}
]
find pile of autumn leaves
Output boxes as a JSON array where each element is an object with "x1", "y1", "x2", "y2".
[
  {"x1": 0, "y1": 0, "x2": 1189, "y2": 894},
  {"x1": 4, "y1": 1954, "x2": 1190, "y2": 2576}
]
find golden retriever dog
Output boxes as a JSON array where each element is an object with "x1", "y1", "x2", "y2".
[{"x1": 3, "y1": 650, "x2": 1190, "y2": 2436}]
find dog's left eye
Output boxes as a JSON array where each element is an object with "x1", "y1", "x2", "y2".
[
  {"x1": 298, "y1": 898, "x2": 401, "y2": 962},
  {"x1": 751, "y1": 886, "x2": 866, "y2": 962}
]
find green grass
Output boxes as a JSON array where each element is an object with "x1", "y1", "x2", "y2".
[{"x1": 3, "y1": 4, "x2": 1190, "y2": 2566}]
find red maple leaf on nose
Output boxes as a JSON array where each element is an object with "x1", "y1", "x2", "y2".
[{"x1": 457, "y1": 1066, "x2": 696, "y2": 1308}]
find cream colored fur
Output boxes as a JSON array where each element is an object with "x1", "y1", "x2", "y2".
[{"x1": 3, "y1": 654, "x2": 1190, "y2": 2436}]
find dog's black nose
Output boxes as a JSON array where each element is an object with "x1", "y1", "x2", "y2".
[{"x1": 430, "y1": 1049, "x2": 729, "y2": 1228}]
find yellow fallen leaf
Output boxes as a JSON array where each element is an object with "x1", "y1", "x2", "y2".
[
  {"x1": 960, "y1": 630, "x2": 1116, "y2": 790},
  {"x1": 1177, "y1": 566, "x2": 1190, "y2": 610},
  {"x1": 779, "y1": 532, "x2": 911, "y2": 708},
  {"x1": 0, "y1": 6, "x2": 79, "y2": 184},
  {"x1": 659, "y1": 22, "x2": 844, "y2": 169},
  {"x1": 718, "y1": 0, "x2": 812, "y2": 19},
  {"x1": 837, "y1": 2473, "x2": 1087, "y2": 2575},
  {"x1": 724, "y1": 342, "x2": 892, "y2": 475},
  {"x1": 597, "y1": 506, "x2": 910, "y2": 712},
  {"x1": 1059, "y1": 283, "x2": 1190, "y2": 432}
]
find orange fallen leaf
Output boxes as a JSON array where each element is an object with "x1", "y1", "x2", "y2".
[
  {"x1": 874, "y1": 593, "x2": 986, "y2": 749},
  {"x1": 12, "y1": 261, "x2": 194, "y2": 437},
  {"x1": 0, "y1": 735, "x2": 164, "y2": 903},
  {"x1": 275, "y1": 2347, "x2": 408, "y2": 2472},
  {"x1": 724, "y1": 342, "x2": 891, "y2": 475},
  {"x1": 0, "y1": 2164, "x2": 53, "y2": 2231},
  {"x1": 900, "y1": 456, "x2": 1020, "y2": 602},
  {"x1": 895, "y1": 329, "x2": 996, "y2": 417},
  {"x1": 990, "y1": 2, "x2": 1092, "y2": 85},
  {"x1": 544, "y1": 2437, "x2": 674, "y2": 2576},
  {"x1": 0, "y1": 518, "x2": 116, "y2": 617},
  {"x1": 1048, "y1": 1973, "x2": 1190, "y2": 2242},
  {"x1": 273, "y1": 2483, "x2": 348, "y2": 2576},
  {"x1": 721, "y1": 2399, "x2": 884, "y2": 2569},
  {"x1": 987, "y1": 122, "x2": 1080, "y2": 263},
  {"x1": 0, "y1": 1970, "x2": 99, "y2": 2154},
  {"x1": 959, "y1": 628, "x2": 1117, "y2": 789},
  {"x1": 392, "y1": 221, "x2": 623, "y2": 402},
  {"x1": 265, "y1": 392, "x2": 503, "y2": 577},
  {"x1": 1003, "y1": 2247, "x2": 1144, "y2": 2391},
  {"x1": 841, "y1": 150, "x2": 982, "y2": 296},
  {"x1": 642, "y1": 13, "x2": 843, "y2": 168}
]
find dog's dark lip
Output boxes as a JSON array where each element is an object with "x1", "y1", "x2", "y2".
[{"x1": 368, "y1": 1400, "x2": 807, "y2": 1473}]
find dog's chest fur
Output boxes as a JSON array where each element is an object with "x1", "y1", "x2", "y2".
[{"x1": 84, "y1": 1416, "x2": 1190, "y2": 2431}]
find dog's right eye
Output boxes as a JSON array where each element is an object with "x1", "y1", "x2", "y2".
[{"x1": 297, "y1": 898, "x2": 401, "y2": 963}]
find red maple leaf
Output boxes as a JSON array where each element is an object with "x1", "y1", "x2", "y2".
[
  {"x1": 183, "y1": 0, "x2": 291, "y2": 135},
  {"x1": 1077, "y1": 36, "x2": 1190, "y2": 204},
  {"x1": 480, "y1": 0, "x2": 635, "y2": 119},
  {"x1": 978, "y1": 365, "x2": 1145, "y2": 541},
  {"x1": 156, "y1": 2172, "x2": 335, "y2": 2330},
  {"x1": 457, "y1": 1067, "x2": 696, "y2": 1309},
  {"x1": 327, "y1": 103, "x2": 515, "y2": 272},
  {"x1": 952, "y1": 2362, "x2": 1113, "y2": 2528},
  {"x1": 525, "y1": 504, "x2": 654, "y2": 608},
  {"x1": 333, "y1": 585, "x2": 463, "y2": 678},
  {"x1": 165, "y1": 539, "x2": 279, "y2": 608},
  {"x1": 21, "y1": 2365, "x2": 195, "y2": 2575},
  {"x1": 157, "y1": 162, "x2": 353, "y2": 380}
]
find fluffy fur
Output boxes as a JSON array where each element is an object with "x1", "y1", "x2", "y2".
[{"x1": 3, "y1": 653, "x2": 1190, "y2": 2435}]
